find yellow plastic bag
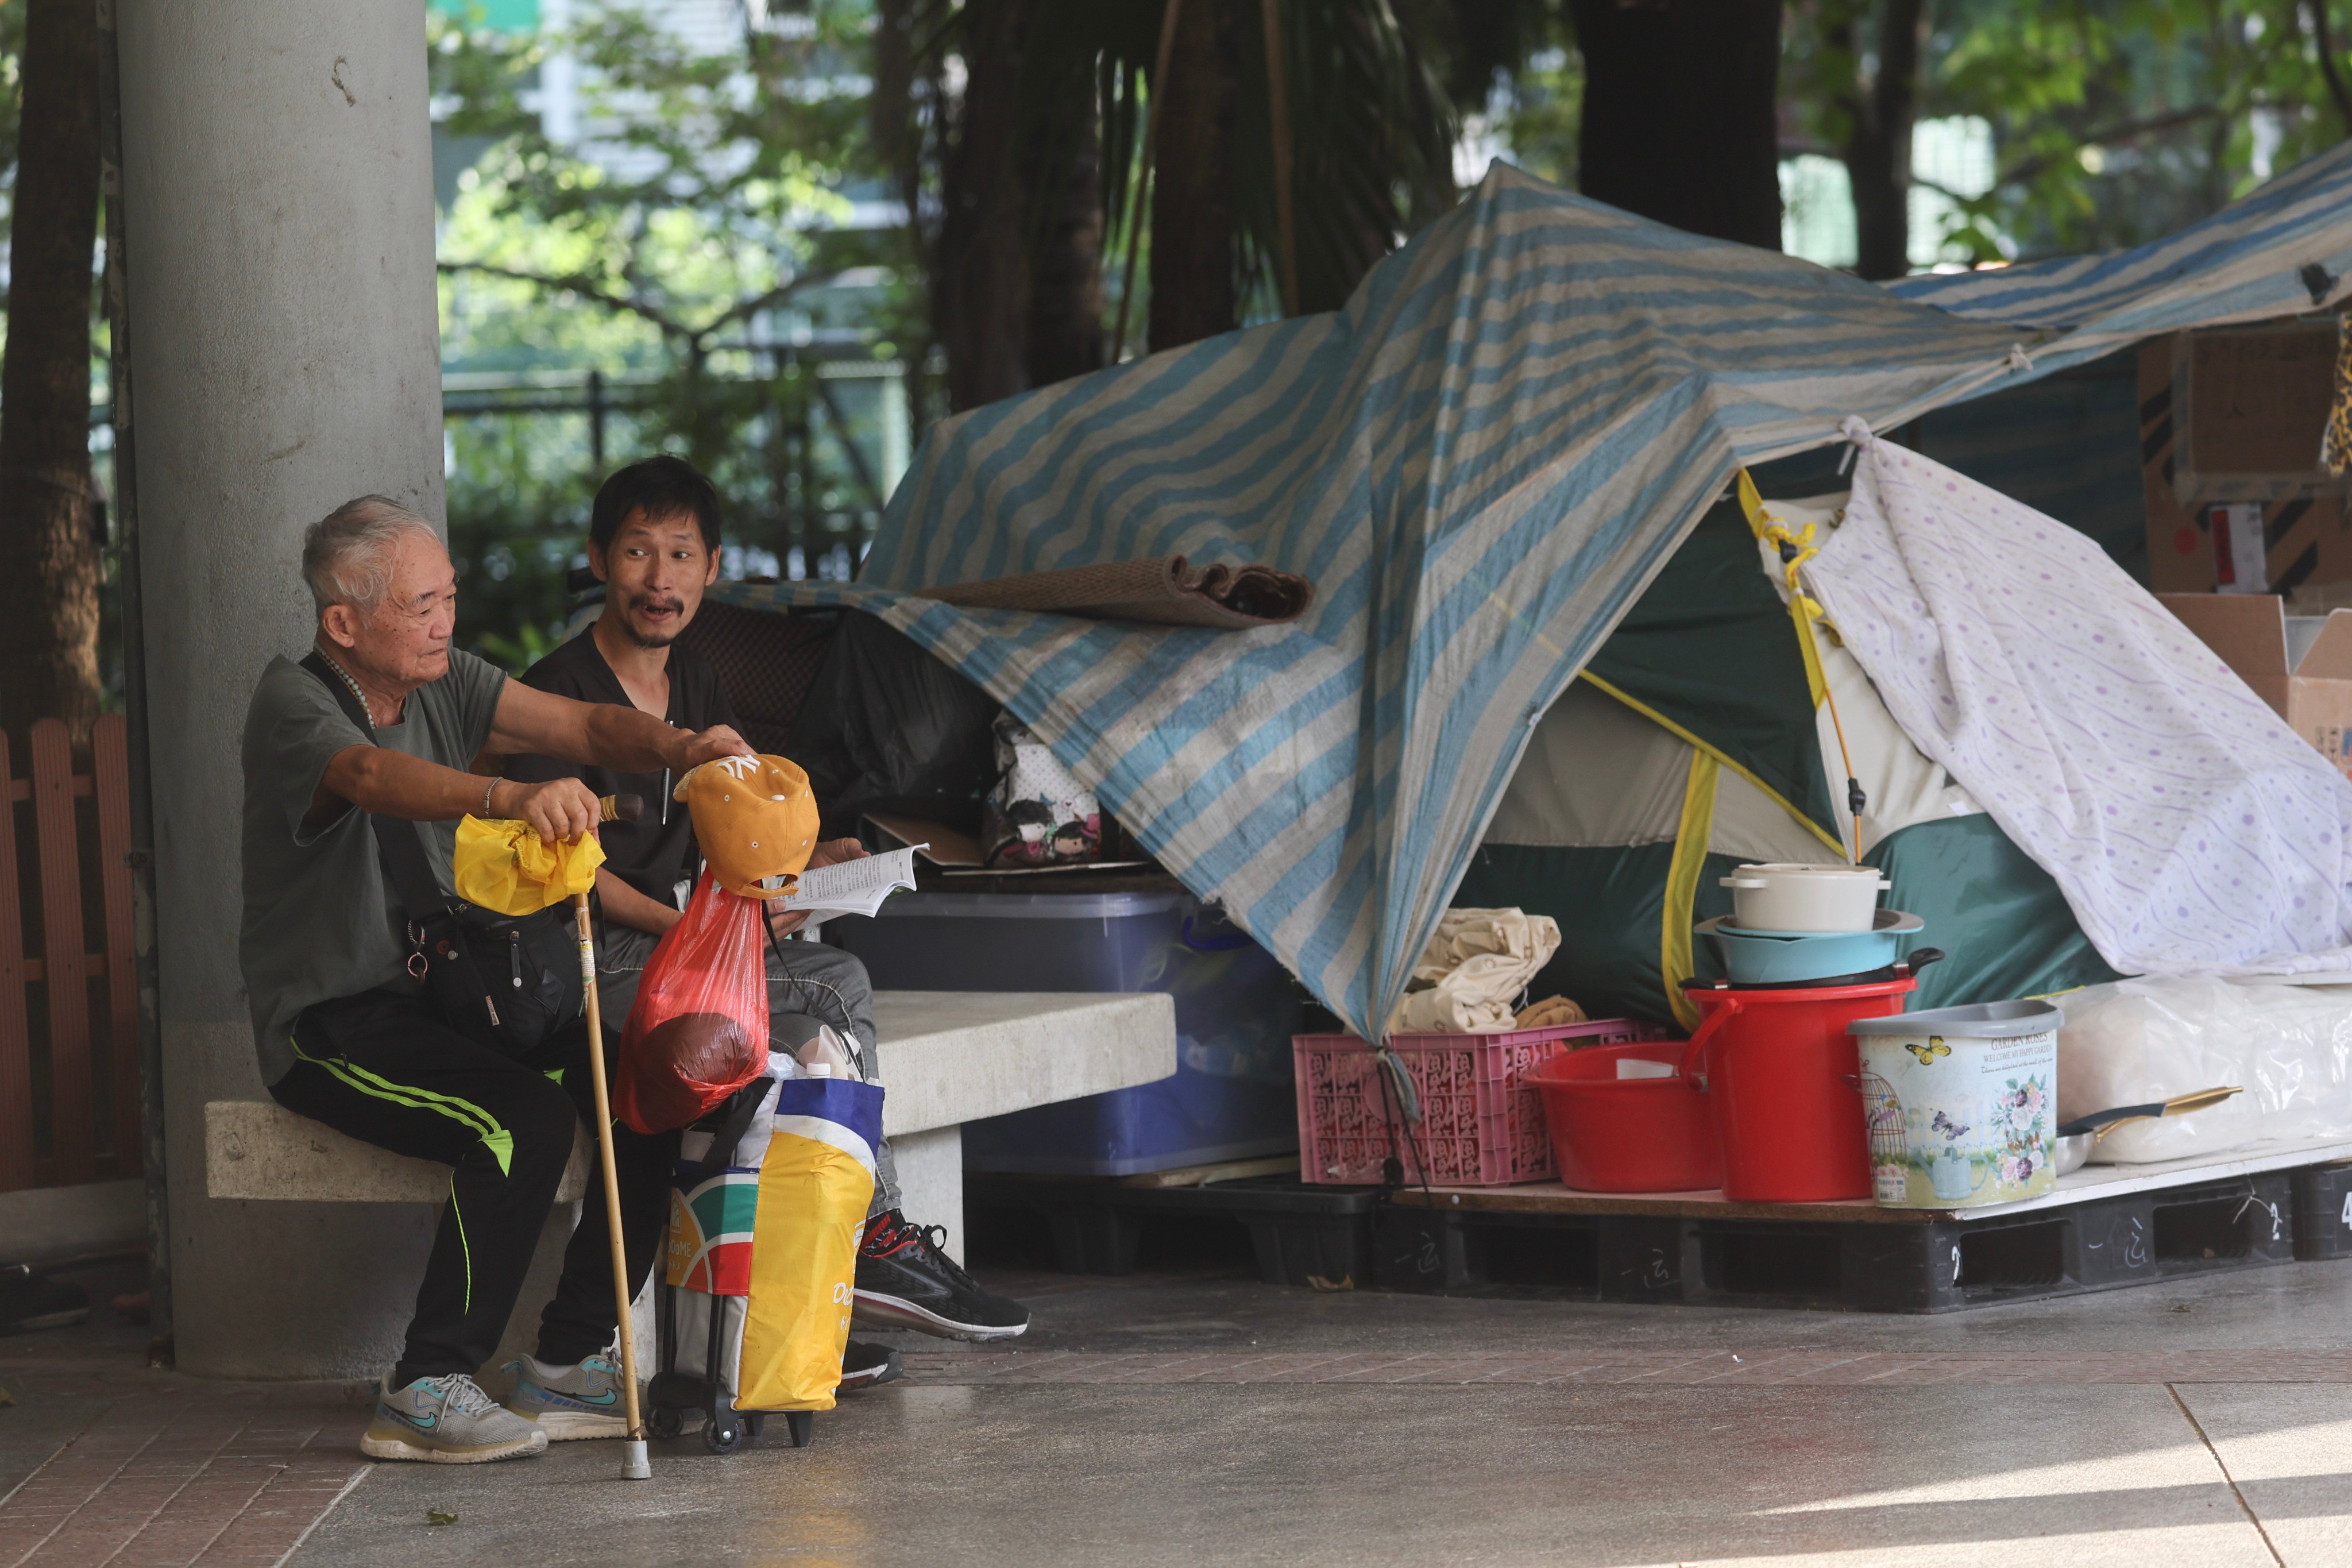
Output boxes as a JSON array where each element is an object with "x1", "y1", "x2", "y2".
[
  {"x1": 451, "y1": 814, "x2": 606, "y2": 916},
  {"x1": 736, "y1": 1077, "x2": 881, "y2": 1413}
]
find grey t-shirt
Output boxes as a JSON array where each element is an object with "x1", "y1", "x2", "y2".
[{"x1": 239, "y1": 649, "x2": 507, "y2": 1083}]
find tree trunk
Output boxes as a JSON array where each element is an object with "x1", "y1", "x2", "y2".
[
  {"x1": 0, "y1": 0, "x2": 105, "y2": 746},
  {"x1": 937, "y1": 0, "x2": 1034, "y2": 412},
  {"x1": 1025, "y1": 94, "x2": 1107, "y2": 388},
  {"x1": 1569, "y1": 0, "x2": 1783, "y2": 250},
  {"x1": 872, "y1": 0, "x2": 941, "y2": 438},
  {"x1": 1150, "y1": 0, "x2": 1241, "y2": 351},
  {"x1": 1843, "y1": 0, "x2": 1929, "y2": 280}
]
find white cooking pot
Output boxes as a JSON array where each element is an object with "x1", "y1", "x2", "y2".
[{"x1": 1718, "y1": 862, "x2": 1891, "y2": 933}]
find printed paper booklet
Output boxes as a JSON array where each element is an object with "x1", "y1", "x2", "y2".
[{"x1": 771, "y1": 846, "x2": 922, "y2": 919}]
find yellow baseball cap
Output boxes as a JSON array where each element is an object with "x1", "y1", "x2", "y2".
[{"x1": 674, "y1": 754, "x2": 821, "y2": 896}]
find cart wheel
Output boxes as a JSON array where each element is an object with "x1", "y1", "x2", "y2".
[
  {"x1": 785, "y1": 1411, "x2": 813, "y2": 1449},
  {"x1": 743, "y1": 1413, "x2": 765, "y2": 1437},
  {"x1": 702, "y1": 1418, "x2": 743, "y2": 1455},
  {"x1": 648, "y1": 1406, "x2": 683, "y2": 1441}
]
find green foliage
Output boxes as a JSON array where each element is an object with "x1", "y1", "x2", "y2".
[
  {"x1": 0, "y1": 0, "x2": 29, "y2": 329},
  {"x1": 418, "y1": 0, "x2": 2352, "y2": 673},
  {"x1": 442, "y1": 405, "x2": 607, "y2": 675},
  {"x1": 1486, "y1": 41, "x2": 1581, "y2": 191},
  {"x1": 1466, "y1": 1, "x2": 2352, "y2": 266},
  {"x1": 910, "y1": 0, "x2": 1459, "y2": 329},
  {"x1": 432, "y1": 3, "x2": 887, "y2": 366},
  {"x1": 429, "y1": 3, "x2": 900, "y2": 670},
  {"x1": 1238, "y1": 0, "x2": 1461, "y2": 312},
  {"x1": 0, "y1": 1, "x2": 23, "y2": 210},
  {"x1": 1786, "y1": 0, "x2": 2352, "y2": 262}
]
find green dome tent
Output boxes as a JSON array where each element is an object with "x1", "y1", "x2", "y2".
[{"x1": 1458, "y1": 475, "x2": 2120, "y2": 1032}]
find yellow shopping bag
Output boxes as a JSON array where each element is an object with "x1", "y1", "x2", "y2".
[
  {"x1": 451, "y1": 814, "x2": 606, "y2": 916},
  {"x1": 736, "y1": 1076, "x2": 882, "y2": 1412}
]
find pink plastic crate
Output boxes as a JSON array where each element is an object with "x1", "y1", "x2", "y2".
[{"x1": 1295, "y1": 1020, "x2": 1665, "y2": 1186}]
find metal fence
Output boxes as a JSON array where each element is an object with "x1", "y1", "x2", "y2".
[{"x1": 441, "y1": 348, "x2": 920, "y2": 579}]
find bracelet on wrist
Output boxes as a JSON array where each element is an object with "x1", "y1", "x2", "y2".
[{"x1": 480, "y1": 778, "x2": 500, "y2": 818}]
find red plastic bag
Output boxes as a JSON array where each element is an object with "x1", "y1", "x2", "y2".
[{"x1": 616, "y1": 872, "x2": 770, "y2": 1134}]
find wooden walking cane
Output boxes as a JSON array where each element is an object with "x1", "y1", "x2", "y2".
[{"x1": 584, "y1": 794, "x2": 652, "y2": 1480}]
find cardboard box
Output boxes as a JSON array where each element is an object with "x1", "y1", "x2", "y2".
[
  {"x1": 2141, "y1": 331, "x2": 2352, "y2": 598},
  {"x1": 2159, "y1": 592, "x2": 2352, "y2": 778},
  {"x1": 2173, "y1": 322, "x2": 2341, "y2": 497}
]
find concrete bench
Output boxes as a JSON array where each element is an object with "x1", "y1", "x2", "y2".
[{"x1": 206, "y1": 990, "x2": 1177, "y2": 1252}]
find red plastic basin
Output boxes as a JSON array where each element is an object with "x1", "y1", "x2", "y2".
[{"x1": 1525, "y1": 1042, "x2": 1721, "y2": 1194}]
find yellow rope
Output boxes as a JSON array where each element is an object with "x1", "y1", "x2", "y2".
[{"x1": 1734, "y1": 469, "x2": 1863, "y2": 864}]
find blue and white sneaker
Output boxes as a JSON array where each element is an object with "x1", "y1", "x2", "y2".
[
  {"x1": 361, "y1": 1373, "x2": 546, "y2": 1464},
  {"x1": 503, "y1": 1353, "x2": 634, "y2": 1440}
]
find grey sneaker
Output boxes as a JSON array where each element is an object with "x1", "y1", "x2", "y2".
[
  {"x1": 361, "y1": 1373, "x2": 547, "y2": 1464},
  {"x1": 502, "y1": 1353, "x2": 632, "y2": 1440}
]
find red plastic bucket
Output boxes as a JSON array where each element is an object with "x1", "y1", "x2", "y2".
[
  {"x1": 1681, "y1": 978, "x2": 1916, "y2": 1202},
  {"x1": 1526, "y1": 1042, "x2": 1721, "y2": 1193}
]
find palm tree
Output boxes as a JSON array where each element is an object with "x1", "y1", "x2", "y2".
[
  {"x1": 1570, "y1": 0, "x2": 1784, "y2": 252},
  {"x1": 0, "y1": 0, "x2": 104, "y2": 746},
  {"x1": 886, "y1": 0, "x2": 1460, "y2": 412}
]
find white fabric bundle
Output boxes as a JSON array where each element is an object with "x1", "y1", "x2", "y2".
[{"x1": 1387, "y1": 907, "x2": 1561, "y2": 1034}]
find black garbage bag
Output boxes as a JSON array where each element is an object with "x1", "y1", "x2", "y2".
[{"x1": 784, "y1": 610, "x2": 1000, "y2": 836}]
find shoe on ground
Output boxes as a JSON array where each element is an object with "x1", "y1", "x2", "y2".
[
  {"x1": 503, "y1": 1352, "x2": 634, "y2": 1440},
  {"x1": 839, "y1": 1338, "x2": 904, "y2": 1392},
  {"x1": 853, "y1": 1211, "x2": 1029, "y2": 1341},
  {"x1": 0, "y1": 1264, "x2": 89, "y2": 1335},
  {"x1": 361, "y1": 1373, "x2": 547, "y2": 1463}
]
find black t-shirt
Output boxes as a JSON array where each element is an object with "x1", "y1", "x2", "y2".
[{"x1": 503, "y1": 628, "x2": 738, "y2": 906}]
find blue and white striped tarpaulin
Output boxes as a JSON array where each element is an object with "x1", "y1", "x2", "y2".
[{"x1": 714, "y1": 147, "x2": 2352, "y2": 1041}]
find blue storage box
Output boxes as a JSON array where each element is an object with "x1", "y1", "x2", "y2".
[{"x1": 830, "y1": 891, "x2": 1300, "y2": 1175}]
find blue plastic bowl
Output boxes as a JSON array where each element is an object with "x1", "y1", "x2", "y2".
[{"x1": 1698, "y1": 910, "x2": 1926, "y2": 985}]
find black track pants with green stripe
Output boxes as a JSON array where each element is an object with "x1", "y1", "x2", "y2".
[{"x1": 272, "y1": 988, "x2": 673, "y2": 1385}]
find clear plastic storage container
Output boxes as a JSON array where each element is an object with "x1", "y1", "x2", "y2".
[{"x1": 831, "y1": 891, "x2": 1300, "y2": 1175}]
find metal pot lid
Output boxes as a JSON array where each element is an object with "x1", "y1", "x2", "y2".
[{"x1": 1847, "y1": 998, "x2": 2064, "y2": 1037}]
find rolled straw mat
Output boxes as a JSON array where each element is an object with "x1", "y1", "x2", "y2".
[{"x1": 922, "y1": 556, "x2": 1313, "y2": 629}]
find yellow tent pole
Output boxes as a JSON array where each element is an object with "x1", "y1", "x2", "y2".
[{"x1": 1660, "y1": 751, "x2": 1720, "y2": 1032}]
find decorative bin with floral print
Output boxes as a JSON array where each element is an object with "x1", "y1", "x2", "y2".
[{"x1": 1849, "y1": 1001, "x2": 2064, "y2": 1208}]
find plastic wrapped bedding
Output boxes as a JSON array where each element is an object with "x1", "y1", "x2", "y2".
[
  {"x1": 1385, "y1": 908, "x2": 1563, "y2": 1034},
  {"x1": 2056, "y1": 976, "x2": 2352, "y2": 1161}
]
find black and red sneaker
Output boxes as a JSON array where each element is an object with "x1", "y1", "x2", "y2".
[
  {"x1": 839, "y1": 1339, "x2": 904, "y2": 1392},
  {"x1": 853, "y1": 1211, "x2": 1030, "y2": 1340}
]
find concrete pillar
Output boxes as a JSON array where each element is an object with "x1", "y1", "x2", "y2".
[{"x1": 118, "y1": 2, "x2": 446, "y2": 1377}]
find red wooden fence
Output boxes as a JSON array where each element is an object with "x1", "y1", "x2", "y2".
[{"x1": 0, "y1": 714, "x2": 140, "y2": 1192}]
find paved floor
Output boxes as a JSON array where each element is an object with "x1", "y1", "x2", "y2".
[{"x1": 13, "y1": 1246, "x2": 2352, "y2": 1566}]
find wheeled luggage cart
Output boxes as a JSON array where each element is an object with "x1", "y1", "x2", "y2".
[{"x1": 647, "y1": 1285, "x2": 813, "y2": 1452}]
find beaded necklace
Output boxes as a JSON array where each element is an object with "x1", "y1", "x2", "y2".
[{"x1": 315, "y1": 650, "x2": 383, "y2": 730}]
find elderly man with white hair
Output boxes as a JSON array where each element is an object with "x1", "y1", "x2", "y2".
[{"x1": 240, "y1": 495, "x2": 749, "y2": 1465}]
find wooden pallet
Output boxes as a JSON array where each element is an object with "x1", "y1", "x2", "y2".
[
  {"x1": 1373, "y1": 1153, "x2": 2352, "y2": 1311},
  {"x1": 976, "y1": 1143, "x2": 2352, "y2": 1312}
]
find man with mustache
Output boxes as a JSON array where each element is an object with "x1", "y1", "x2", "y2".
[{"x1": 499, "y1": 458, "x2": 1029, "y2": 1427}]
